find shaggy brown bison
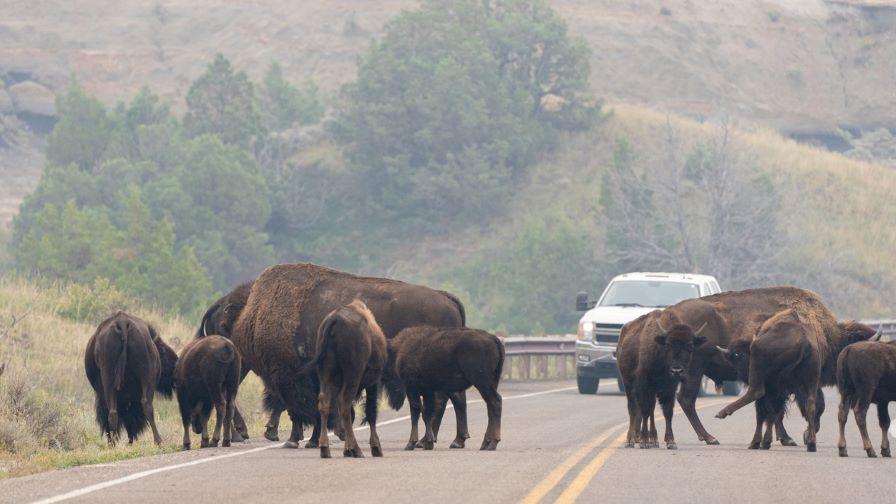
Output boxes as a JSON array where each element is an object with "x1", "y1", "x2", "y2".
[
  {"x1": 618, "y1": 287, "x2": 826, "y2": 448},
  {"x1": 174, "y1": 335, "x2": 242, "y2": 450},
  {"x1": 84, "y1": 312, "x2": 177, "y2": 445},
  {"x1": 716, "y1": 307, "x2": 880, "y2": 452},
  {"x1": 231, "y1": 263, "x2": 469, "y2": 449},
  {"x1": 389, "y1": 326, "x2": 504, "y2": 451},
  {"x1": 618, "y1": 308, "x2": 709, "y2": 449},
  {"x1": 300, "y1": 300, "x2": 387, "y2": 458},
  {"x1": 836, "y1": 339, "x2": 893, "y2": 458}
]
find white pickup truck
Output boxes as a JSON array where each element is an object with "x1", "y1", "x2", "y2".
[{"x1": 574, "y1": 272, "x2": 733, "y2": 395}]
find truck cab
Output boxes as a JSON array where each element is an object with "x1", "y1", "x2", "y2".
[{"x1": 574, "y1": 272, "x2": 722, "y2": 394}]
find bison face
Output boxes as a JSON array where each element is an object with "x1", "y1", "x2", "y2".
[
  {"x1": 719, "y1": 342, "x2": 750, "y2": 381},
  {"x1": 655, "y1": 327, "x2": 707, "y2": 379}
]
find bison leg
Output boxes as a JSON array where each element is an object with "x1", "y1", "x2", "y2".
[
  {"x1": 775, "y1": 411, "x2": 797, "y2": 447},
  {"x1": 716, "y1": 384, "x2": 765, "y2": 419},
  {"x1": 340, "y1": 389, "x2": 363, "y2": 458},
  {"x1": 659, "y1": 392, "x2": 676, "y2": 450},
  {"x1": 210, "y1": 396, "x2": 226, "y2": 448},
  {"x1": 405, "y1": 392, "x2": 422, "y2": 450},
  {"x1": 429, "y1": 393, "x2": 447, "y2": 444},
  {"x1": 877, "y1": 402, "x2": 891, "y2": 457},
  {"x1": 101, "y1": 376, "x2": 120, "y2": 446},
  {"x1": 677, "y1": 372, "x2": 718, "y2": 445},
  {"x1": 854, "y1": 400, "x2": 876, "y2": 457},
  {"x1": 748, "y1": 402, "x2": 764, "y2": 450},
  {"x1": 200, "y1": 409, "x2": 211, "y2": 448},
  {"x1": 421, "y1": 391, "x2": 437, "y2": 451},
  {"x1": 141, "y1": 384, "x2": 162, "y2": 446},
  {"x1": 634, "y1": 381, "x2": 655, "y2": 449},
  {"x1": 475, "y1": 383, "x2": 502, "y2": 451},
  {"x1": 448, "y1": 391, "x2": 470, "y2": 449},
  {"x1": 625, "y1": 384, "x2": 638, "y2": 448},
  {"x1": 305, "y1": 419, "x2": 321, "y2": 449},
  {"x1": 838, "y1": 393, "x2": 850, "y2": 457},
  {"x1": 317, "y1": 383, "x2": 333, "y2": 459},
  {"x1": 263, "y1": 409, "x2": 281, "y2": 442},
  {"x1": 231, "y1": 367, "x2": 251, "y2": 440},
  {"x1": 804, "y1": 386, "x2": 819, "y2": 453},
  {"x1": 223, "y1": 393, "x2": 234, "y2": 447},
  {"x1": 366, "y1": 385, "x2": 383, "y2": 457},
  {"x1": 181, "y1": 415, "x2": 191, "y2": 451}
]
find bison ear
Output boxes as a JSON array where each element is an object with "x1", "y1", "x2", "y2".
[
  {"x1": 693, "y1": 335, "x2": 707, "y2": 347},
  {"x1": 654, "y1": 335, "x2": 667, "y2": 346}
]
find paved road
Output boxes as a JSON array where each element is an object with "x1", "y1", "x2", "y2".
[{"x1": 2, "y1": 380, "x2": 894, "y2": 504}]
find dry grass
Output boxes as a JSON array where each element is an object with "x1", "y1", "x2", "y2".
[{"x1": 0, "y1": 276, "x2": 270, "y2": 479}]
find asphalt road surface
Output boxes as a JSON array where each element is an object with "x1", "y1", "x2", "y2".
[{"x1": 3, "y1": 380, "x2": 894, "y2": 504}]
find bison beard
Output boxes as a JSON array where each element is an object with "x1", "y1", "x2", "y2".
[{"x1": 231, "y1": 263, "x2": 469, "y2": 448}]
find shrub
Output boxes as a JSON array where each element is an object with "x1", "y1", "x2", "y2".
[{"x1": 58, "y1": 278, "x2": 131, "y2": 323}]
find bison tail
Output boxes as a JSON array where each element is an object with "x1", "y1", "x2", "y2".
[
  {"x1": 440, "y1": 290, "x2": 466, "y2": 326},
  {"x1": 384, "y1": 376, "x2": 406, "y2": 411},
  {"x1": 113, "y1": 321, "x2": 130, "y2": 391},
  {"x1": 493, "y1": 335, "x2": 506, "y2": 386},
  {"x1": 836, "y1": 346, "x2": 855, "y2": 403},
  {"x1": 297, "y1": 311, "x2": 339, "y2": 376}
]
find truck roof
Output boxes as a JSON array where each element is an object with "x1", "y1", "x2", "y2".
[{"x1": 609, "y1": 272, "x2": 719, "y2": 284}]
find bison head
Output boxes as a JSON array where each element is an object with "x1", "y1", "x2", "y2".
[
  {"x1": 716, "y1": 341, "x2": 750, "y2": 382},
  {"x1": 654, "y1": 319, "x2": 707, "y2": 379}
]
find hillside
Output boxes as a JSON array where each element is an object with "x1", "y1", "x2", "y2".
[{"x1": 3, "y1": 0, "x2": 896, "y2": 230}]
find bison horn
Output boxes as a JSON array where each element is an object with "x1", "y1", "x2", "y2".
[
  {"x1": 694, "y1": 322, "x2": 708, "y2": 335},
  {"x1": 870, "y1": 324, "x2": 884, "y2": 342},
  {"x1": 656, "y1": 318, "x2": 668, "y2": 334},
  {"x1": 715, "y1": 345, "x2": 730, "y2": 356}
]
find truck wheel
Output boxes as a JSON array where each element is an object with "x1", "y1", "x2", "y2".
[
  {"x1": 617, "y1": 377, "x2": 625, "y2": 393},
  {"x1": 577, "y1": 376, "x2": 598, "y2": 394},
  {"x1": 722, "y1": 381, "x2": 741, "y2": 396}
]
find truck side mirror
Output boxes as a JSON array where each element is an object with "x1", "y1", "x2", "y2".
[{"x1": 576, "y1": 292, "x2": 590, "y2": 311}]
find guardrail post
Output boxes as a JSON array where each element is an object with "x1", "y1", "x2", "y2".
[
  {"x1": 558, "y1": 355, "x2": 568, "y2": 380},
  {"x1": 521, "y1": 355, "x2": 530, "y2": 380}
]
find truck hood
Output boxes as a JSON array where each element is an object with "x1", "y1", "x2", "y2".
[{"x1": 579, "y1": 306, "x2": 658, "y2": 326}]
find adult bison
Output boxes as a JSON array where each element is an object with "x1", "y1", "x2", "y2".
[
  {"x1": 836, "y1": 339, "x2": 895, "y2": 458},
  {"x1": 231, "y1": 263, "x2": 470, "y2": 448},
  {"x1": 715, "y1": 307, "x2": 880, "y2": 452},
  {"x1": 85, "y1": 312, "x2": 177, "y2": 445},
  {"x1": 620, "y1": 286, "x2": 823, "y2": 448}
]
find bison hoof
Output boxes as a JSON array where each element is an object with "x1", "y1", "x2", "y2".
[
  {"x1": 222, "y1": 439, "x2": 231, "y2": 448},
  {"x1": 881, "y1": 448, "x2": 891, "y2": 458},
  {"x1": 705, "y1": 438, "x2": 720, "y2": 446},
  {"x1": 866, "y1": 448, "x2": 878, "y2": 458},
  {"x1": 231, "y1": 432, "x2": 244, "y2": 443},
  {"x1": 780, "y1": 438, "x2": 798, "y2": 447},
  {"x1": 371, "y1": 445, "x2": 383, "y2": 457},
  {"x1": 760, "y1": 442, "x2": 771, "y2": 450},
  {"x1": 320, "y1": 446, "x2": 331, "y2": 459},
  {"x1": 344, "y1": 448, "x2": 364, "y2": 458},
  {"x1": 839, "y1": 447, "x2": 848, "y2": 457},
  {"x1": 304, "y1": 440, "x2": 319, "y2": 449},
  {"x1": 423, "y1": 440, "x2": 434, "y2": 450},
  {"x1": 748, "y1": 442, "x2": 760, "y2": 450},
  {"x1": 450, "y1": 439, "x2": 465, "y2": 449},
  {"x1": 281, "y1": 441, "x2": 299, "y2": 449},
  {"x1": 182, "y1": 444, "x2": 191, "y2": 451},
  {"x1": 480, "y1": 440, "x2": 498, "y2": 451},
  {"x1": 666, "y1": 443, "x2": 677, "y2": 450},
  {"x1": 264, "y1": 429, "x2": 279, "y2": 442},
  {"x1": 200, "y1": 438, "x2": 210, "y2": 448},
  {"x1": 715, "y1": 410, "x2": 729, "y2": 419},
  {"x1": 210, "y1": 439, "x2": 220, "y2": 448},
  {"x1": 415, "y1": 441, "x2": 425, "y2": 449},
  {"x1": 639, "y1": 443, "x2": 650, "y2": 449},
  {"x1": 806, "y1": 443, "x2": 817, "y2": 453},
  {"x1": 624, "y1": 442, "x2": 635, "y2": 449}
]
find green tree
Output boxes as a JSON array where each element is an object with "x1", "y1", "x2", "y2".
[
  {"x1": 335, "y1": 0, "x2": 599, "y2": 233},
  {"x1": 183, "y1": 54, "x2": 260, "y2": 147},
  {"x1": 46, "y1": 82, "x2": 112, "y2": 171},
  {"x1": 258, "y1": 63, "x2": 325, "y2": 130}
]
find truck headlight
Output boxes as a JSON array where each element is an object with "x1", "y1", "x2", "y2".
[{"x1": 577, "y1": 321, "x2": 595, "y2": 341}]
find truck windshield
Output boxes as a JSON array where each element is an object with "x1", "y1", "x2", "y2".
[{"x1": 599, "y1": 280, "x2": 701, "y2": 308}]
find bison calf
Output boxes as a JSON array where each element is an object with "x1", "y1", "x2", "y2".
[
  {"x1": 174, "y1": 335, "x2": 241, "y2": 450},
  {"x1": 389, "y1": 326, "x2": 504, "y2": 451},
  {"x1": 85, "y1": 312, "x2": 177, "y2": 446},
  {"x1": 836, "y1": 340, "x2": 896, "y2": 458},
  {"x1": 300, "y1": 300, "x2": 387, "y2": 458}
]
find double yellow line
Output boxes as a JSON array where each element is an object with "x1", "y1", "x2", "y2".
[{"x1": 520, "y1": 399, "x2": 730, "y2": 504}]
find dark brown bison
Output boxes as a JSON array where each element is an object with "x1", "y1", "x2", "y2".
[
  {"x1": 84, "y1": 312, "x2": 177, "y2": 445},
  {"x1": 231, "y1": 263, "x2": 469, "y2": 449},
  {"x1": 389, "y1": 326, "x2": 504, "y2": 451},
  {"x1": 715, "y1": 307, "x2": 880, "y2": 452},
  {"x1": 618, "y1": 287, "x2": 827, "y2": 448},
  {"x1": 618, "y1": 308, "x2": 709, "y2": 449},
  {"x1": 174, "y1": 335, "x2": 242, "y2": 450},
  {"x1": 836, "y1": 339, "x2": 893, "y2": 458},
  {"x1": 301, "y1": 300, "x2": 387, "y2": 458}
]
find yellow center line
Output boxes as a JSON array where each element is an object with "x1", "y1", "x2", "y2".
[
  {"x1": 548, "y1": 399, "x2": 731, "y2": 504},
  {"x1": 519, "y1": 398, "x2": 730, "y2": 504}
]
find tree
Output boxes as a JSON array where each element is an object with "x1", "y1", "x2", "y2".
[
  {"x1": 258, "y1": 63, "x2": 325, "y2": 131},
  {"x1": 183, "y1": 54, "x2": 260, "y2": 147},
  {"x1": 599, "y1": 123, "x2": 784, "y2": 288},
  {"x1": 335, "y1": 0, "x2": 600, "y2": 233},
  {"x1": 46, "y1": 82, "x2": 112, "y2": 171}
]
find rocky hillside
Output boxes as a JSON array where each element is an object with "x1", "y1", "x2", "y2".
[{"x1": 2, "y1": 0, "x2": 896, "y2": 229}]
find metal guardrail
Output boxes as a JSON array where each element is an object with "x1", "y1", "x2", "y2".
[{"x1": 500, "y1": 319, "x2": 896, "y2": 380}]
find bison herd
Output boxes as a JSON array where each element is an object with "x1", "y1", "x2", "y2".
[
  {"x1": 84, "y1": 263, "x2": 503, "y2": 457},
  {"x1": 617, "y1": 286, "x2": 893, "y2": 457}
]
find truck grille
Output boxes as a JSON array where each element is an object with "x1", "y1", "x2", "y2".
[{"x1": 594, "y1": 323, "x2": 623, "y2": 344}]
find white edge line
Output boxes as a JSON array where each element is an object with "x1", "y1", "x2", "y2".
[{"x1": 29, "y1": 385, "x2": 576, "y2": 504}]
